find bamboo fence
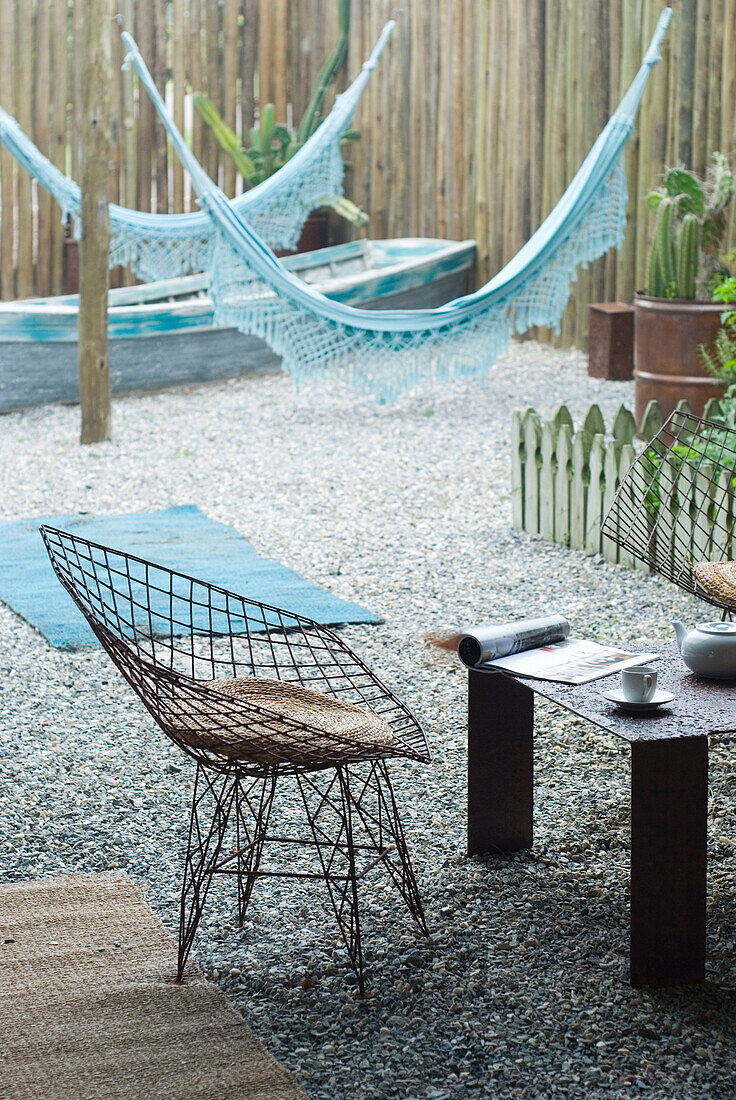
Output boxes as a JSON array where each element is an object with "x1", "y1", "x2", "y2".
[{"x1": 0, "y1": 0, "x2": 734, "y2": 350}]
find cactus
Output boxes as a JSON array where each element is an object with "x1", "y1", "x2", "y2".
[
  {"x1": 192, "y1": 1, "x2": 367, "y2": 227},
  {"x1": 676, "y1": 213, "x2": 700, "y2": 299},
  {"x1": 646, "y1": 154, "x2": 735, "y2": 300},
  {"x1": 650, "y1": 198, "x2": 677, "y2": 296},
  {"x1": 647, "y1": 190, "x2": 700, "y2": 299}
]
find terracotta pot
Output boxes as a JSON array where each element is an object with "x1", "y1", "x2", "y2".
[
  {"x1": 275, "y1": 209, "x2": 330, "y2": 257},
  {"x1": 633, "y1": 292, "x2": 726, "y2": 428}
]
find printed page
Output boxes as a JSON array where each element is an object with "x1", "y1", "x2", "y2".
[{"x1": 485, "y1": 638, "x2": 659, "y2": 684}]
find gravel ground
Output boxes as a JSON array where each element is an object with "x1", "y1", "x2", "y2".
[{"x1": 2, "y1": 343, "x2": 736, "y2": 1099}]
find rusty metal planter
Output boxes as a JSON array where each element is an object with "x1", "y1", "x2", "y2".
[{"x1": 633, "y1": 293, "x2": 726, "y2": 427}]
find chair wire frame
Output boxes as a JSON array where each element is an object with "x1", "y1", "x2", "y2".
[
  {"x1": 41, "y1": 525, "x2": 430, "y2": 993},
  {"x1": 601, "y1": 410, "x2": 736, "y2": 614}
]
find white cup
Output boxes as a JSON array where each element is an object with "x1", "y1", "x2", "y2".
[{"x1": 621, "y1": 664, "x2": 657, "y2": 703}]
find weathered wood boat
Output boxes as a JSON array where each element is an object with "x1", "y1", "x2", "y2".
[{"x1": 0, "y1": 237, "x2": 475, "y2": 412}]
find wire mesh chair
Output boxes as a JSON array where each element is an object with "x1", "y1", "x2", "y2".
[
  {"x1": 41, "y1": 525, "x2": 430, "y2": 993},
  {"x1": 601, "y1": 410, "x2": 736, "y2": 613}
]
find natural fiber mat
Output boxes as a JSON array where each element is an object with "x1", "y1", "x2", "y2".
[{"x1": 0, "y1": 871, "x2": 307, "y2": 1100}]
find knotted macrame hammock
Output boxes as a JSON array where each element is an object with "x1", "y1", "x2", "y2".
[
  {"x1": 122, "y1": 8, "x2": 672, "y2": 403},
  {"x1": 0, "y1": 23, "x2": 394, "y2": 280}
]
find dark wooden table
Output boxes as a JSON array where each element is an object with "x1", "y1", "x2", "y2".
[{"x1": 467, "y1": 641, "x2": 736, "y2": 987}]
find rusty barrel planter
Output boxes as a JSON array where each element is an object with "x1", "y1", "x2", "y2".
[{"x1": 633, "y1": 293, "x2": 726, "y2": 428}]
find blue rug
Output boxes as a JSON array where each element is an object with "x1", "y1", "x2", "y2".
[{"x1": 0, "y1": 505, "x2": 380, "y2": 648}]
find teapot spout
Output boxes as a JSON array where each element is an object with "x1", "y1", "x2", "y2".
[{"x1": 673, "y1": 619, "x2": 687, "y2": 653}]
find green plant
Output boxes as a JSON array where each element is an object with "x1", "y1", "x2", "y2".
[
  {"x1": 193, "y1": 0, "x2": 368, "y2": 228},
  {"x1": 700, "y1": 276, "x2": 736, "y2": 384},
  {"x1": 646, "y1": 155, "x2": 736, "y2": 300}
]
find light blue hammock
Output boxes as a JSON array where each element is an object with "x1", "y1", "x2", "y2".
[
  {"x1": 122, "y1": 8, "x2": 672, "y2": 403},
  {"x1": 0, "y1": 24, "x2": 394, "y2": 279}
]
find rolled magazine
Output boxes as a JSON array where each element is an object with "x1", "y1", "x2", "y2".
[{"x1": 458, "y1": 615, "x2": 570, "y2": 668}]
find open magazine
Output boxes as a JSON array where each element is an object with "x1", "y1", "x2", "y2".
[{"x1": 458, "y1": 616, "x2": 658, "y2": 685}]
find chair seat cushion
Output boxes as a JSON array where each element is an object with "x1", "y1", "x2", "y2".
[
  {"x1": 170, "y1": 675, "x2": 394, "y2": 765},
  {"x1": 693, "y1": 560, "x2": 736, "y2": 610}
]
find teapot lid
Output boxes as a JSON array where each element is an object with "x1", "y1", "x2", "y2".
[{"x1": 697, "y1": 620, "x2": 736, "y2": 636}]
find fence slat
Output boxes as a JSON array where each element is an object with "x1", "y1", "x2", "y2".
[
  {"x1": 511, "y1": 409, "x2": 528, "y2": 529},
  {"x1": 570, "y1": 429, "x2": 592, "y2": 551},
  {"x1": 617, "y1": 443, "x2": 637, "y2": 570},
  {"x1": 554, "y1": 424, "x2": 573, "y2": 545},
  {"x1": 540, "y1": 421, "x2": 558, "y2": 542},
  {"x1": 585, "y1": 434, "x2": 606, "y2": 557},
  {"x1": 602, "y1": 441, "x2": 621, "y2": 562},
  {"x1": 523, "y1": 412, "x2": 543, "y2": 536}
]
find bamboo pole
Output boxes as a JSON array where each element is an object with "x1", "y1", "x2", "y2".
[
  {"x1": 692, "y1": 0, "x2": 711, "y2": 173},
  {"x1": 634, "y1": 1, "x2": 658, "y2": 292},
  {"x1": 0, "y1": 0, "x2": 15, "y2": 300},
  {"x1": 120, "y1": 0, "x2": 138, "y2": 212},
  {"x1": 379, "y1": 0, "x2": 393, "y2": 242},
  {"x1": 649, "y1": 0, "x2": 669, "y2": 206},
  {"x1": 436, "y1": 0, "x2": 449, "y2": 239},
  {"x1": 707, "y1": 0, "x2": 723, "y2": 161},
  {"x1": 137, "y1": 2, "x2": 154, "y2": 212},
  {"x1": 49, "y1": 0, "x2": 68, "y2": 296},
  {"x1": 190, "y1": 0, "x2": 203, "y2": 172},
  {"x1": 222, "y1": 0, "x2": 239, "y2": 197},
  {"x1": 396, "y1": 5, "x2": 412, "y2": 239},
  {"x1": 615, "y1": 0, "x2": 641, "y2": 304},
  {"x1": 677, "y1": 0, "x2": 696, "y2": 166},
  {"x1": 16, "y1": 0, "x2": 34, "y2": 298},
  {"x1": 528, "y1": 0, "x2": 545, "y2": 245},
  {"x1": 603, "y1": 0, "x2": 619, "y2": 302},
  {"x1": 473, "y1": 0, "x2": 490, "y2": 284},
  {"x1": 206, "y1": 0, "x2": 220, "y2": 181},
  {"x1": 241, "y1": 0, "x2": 258, "y2": 141},
  {"x1": 172, "y1": 0, "x2": 186, "y2": 212},
  {"x1": 72, "y1": 0, "x2": 85, "y2": 180},
  {"x1": 154, "y1": 0, "x2": 169, "y2": 212},
  {"x1": 34, "y1": 0, "x2": 52, "y2": 297},
  {"x1": 79, "y1": 0, "x2": 112, "y2": 445},
  {"x1": 450, "y1": 0, "x2": 464, "y2": 243},
  {"x1": 574, "y1": 0, "x2": 593, "y2": 347}
]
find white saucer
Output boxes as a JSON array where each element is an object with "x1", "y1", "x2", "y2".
[{"x1": 602, "y1": 687, "x2": 675, "y2": 713}]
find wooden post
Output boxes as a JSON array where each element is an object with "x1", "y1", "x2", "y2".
[{"x1": 79, "y1": 0, "x2": 112, "y2": 445}]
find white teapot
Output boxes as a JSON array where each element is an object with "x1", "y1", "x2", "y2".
[{"x1": 673, "y1": 619, "x2": 736, "y2": 679}]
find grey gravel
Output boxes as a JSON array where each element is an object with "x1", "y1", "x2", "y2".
[{"x1": 2, "y1": 342, "x2": 736, "y2": 1099}]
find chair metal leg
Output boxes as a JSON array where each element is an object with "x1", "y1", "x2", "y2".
[
  {"x1": 296, "y1": 767, "x2": 367, "y2": 994},
  {"x1": 177, "y1": 764, "x2": 238, "y2": 981},
  {"x1": 348, "y1": 760, "x2": 428, "y2": 936},
  {"x1": 234, "y1": 771, "x2": 277, "y2": 926}
]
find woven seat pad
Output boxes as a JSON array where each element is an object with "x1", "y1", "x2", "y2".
[
  {"x1": 693, "y1": 560, "x2": 736, "y2": 610},
  {"x1": 170, "y1": 675, "x2": 394, "y2": 764}
]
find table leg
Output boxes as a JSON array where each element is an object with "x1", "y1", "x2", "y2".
[
  {"x1": 630, "y1": 736, "x2": 708, "y2": 987},
  {"x1": 467, "y1": 668, "x2": 534, "y2": 855}
]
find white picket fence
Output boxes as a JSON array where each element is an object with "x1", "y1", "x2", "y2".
[{"x1": 510, "y1": 396, "x2": 729, "y2": 569}]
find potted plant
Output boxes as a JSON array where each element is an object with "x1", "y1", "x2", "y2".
[
  {"x1": 634, "y1": 154, "x2": 736, "y2": 426},
  {"x1": 193, "y1": 0, "x2": 367, "y2": 252}
]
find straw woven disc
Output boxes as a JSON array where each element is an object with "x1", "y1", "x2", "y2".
[
  {"x1": 693, "y1": 560, "x2": 736, "y2": 610},
  {"x1": 173, "y1": 675, "x2": 394, "y2": 764}
]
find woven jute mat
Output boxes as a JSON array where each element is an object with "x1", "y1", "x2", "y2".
[{"x1": 0, "y1": 871, "x2": 307, "y2": 1100}]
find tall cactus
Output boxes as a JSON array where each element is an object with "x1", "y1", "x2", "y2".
[
  {"x1": 650, "y1": 198, "x2": 677, "y2": 296},
  {"x1": 647, "y1": 197, "x2": 700, "y2": 299},
  {"x1": 676, "y1": 213, "x2": 700, "y2": 300},
  {"x1": 646, "y1": 156, "x2": 735, "y2": 300}
]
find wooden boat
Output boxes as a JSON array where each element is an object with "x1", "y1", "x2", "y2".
[{"x1": 0, "y1": 237, "x2": 475, "y2": 412}]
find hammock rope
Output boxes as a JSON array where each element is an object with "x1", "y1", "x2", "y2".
[
  {"x1": 0, "y1": 22, "x2": 394, "y2": 279},
  {"x1": 121, "y1": 8, "x2": 672, "y2": 402}
]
